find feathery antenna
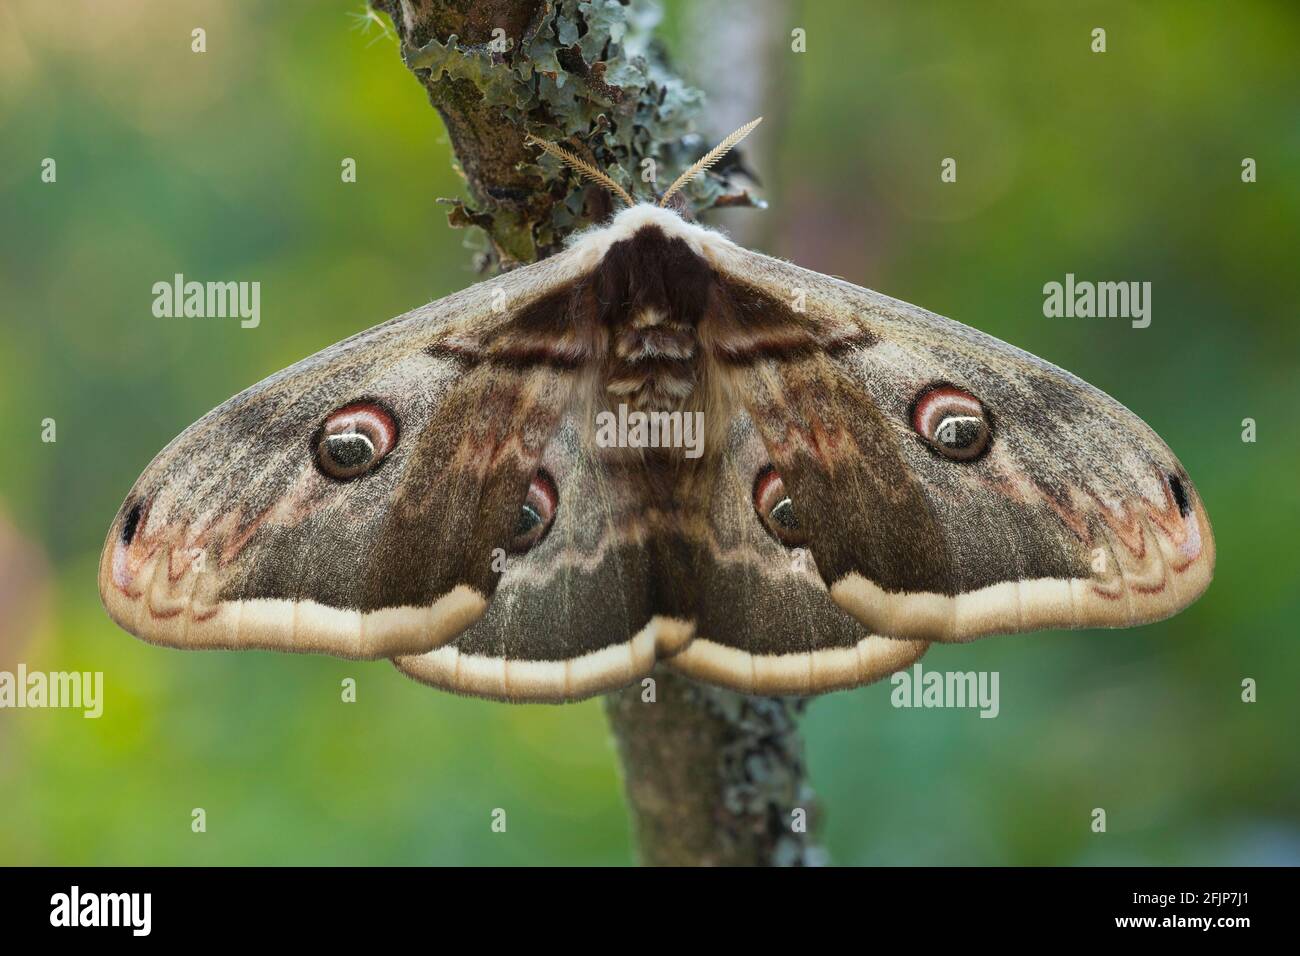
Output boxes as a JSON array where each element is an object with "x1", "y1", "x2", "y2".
[
  {"x1": 658, "y1": 117, "x2": 762, "y2": 207},
  {"x1": 525, "y1": 134, "x2": 636, "y2": 208}
]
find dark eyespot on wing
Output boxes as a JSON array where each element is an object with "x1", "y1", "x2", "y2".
[
  {"x1": 753, "y1": 464, "x2": 807, "y2": 547},
  {"x1": 1169, "y1": 473, "x2": 1191, "y2": 518},
  {"x1": 312, "y1": 400, "x2": 400, "y2": 481},
  {"x1": 515, "y1": 504, "x2": 541, "y2": 536},
  {"x1": 910, "y1": 383, "x2": 993, "y2": 462},
  {"x1": 121, "y1": 499, "x2": 144, "y2": 545},
  {"x1": 771, "y1": 499, "x2": 799, "y2": 530},
  {"x1": 509, "y1": 469, "x2": 558, "y2": 553},
  {"x1": 324, "y1": 433, "x2": 374, "y2": 469}
]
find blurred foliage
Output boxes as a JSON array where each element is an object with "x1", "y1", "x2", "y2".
[{"x1": 0, "y1": 0, "x2": 1296, "y2": 865}]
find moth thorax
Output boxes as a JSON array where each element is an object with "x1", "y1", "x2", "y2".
[{"x1": 606, "y1": 306, "x2": 699, "y2": 410}]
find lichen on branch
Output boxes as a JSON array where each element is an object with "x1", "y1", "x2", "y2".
[{"x1": 373, "y1": 0, "x2": 759, "y2": 267}]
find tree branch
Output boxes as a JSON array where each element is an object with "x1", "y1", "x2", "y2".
[
  {"x1": 604, "y1": 669, "x2": 823, "y2": 866},
  {"x1": 372, "y1": 0, "x2": 760, "y2": 267},
  {"x1": 373, "y1": 0, "x2": 821, "y2": 866}
]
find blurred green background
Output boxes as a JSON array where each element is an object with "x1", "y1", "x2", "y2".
[{"x1": 1, "y1": 0, "x2": 1297, "y2": 865}]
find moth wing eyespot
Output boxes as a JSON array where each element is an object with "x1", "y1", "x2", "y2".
[
  {"x1": 514, "y1": 503, "x2": 542, "y2": 538},
  {"x1": 911, "y1": 383, "x2": 992, "y2": 462},
  {"x1": 323, "y1": 433, "x2": 376, "y2": 473},
  {"x1": 770, "y1": 497, "x2": 799, "y2": 530},
  {"x1": 509, "y1": 470, "x2": 558, "y2": 553},
  {"x1": 313, "y1": 401, "x2": 399, "y2": 481},
  {"x1": 1168, "y1": 472, "x2": 1192, "y2": 518},
  {"x1": 753, "y1": 465, "x2": 808, "y2": 547},
  {"x1": 121, "y1": 498, "x2": 145, "y2": 545}
]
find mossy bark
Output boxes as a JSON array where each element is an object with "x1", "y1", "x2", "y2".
[{"x1": 373, "y1": 0, "x2": 760, "y2": 267}]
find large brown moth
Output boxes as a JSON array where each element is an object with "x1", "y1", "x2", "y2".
[{"x1": 100, "y1": 120, "x2": 1214, "y2": 702}]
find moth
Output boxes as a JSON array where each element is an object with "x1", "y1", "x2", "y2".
[{"x1": 100, "y1": 119, "x2": 1214, "y2": 702}]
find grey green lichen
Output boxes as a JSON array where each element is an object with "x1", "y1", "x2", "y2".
[{"x1": 378, "y1": 0, "x2": 760, "y2": 267}]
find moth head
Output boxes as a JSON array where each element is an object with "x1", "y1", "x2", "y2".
[
  {"x1": 313, "y1": 400, "x2": 399, "y2": 480},
  {"x1": 753, "y1": 464, "x2": 807, "y2": 548},
  {"x1": 524, "y1": 117, "x2": 762, "y2": 214},
  {"x1": 658, "y1": 189, "x2": 695, "y2": 221},
  {"x1": 910, "y1": 383, "x2": 993, "y2": 462}
]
